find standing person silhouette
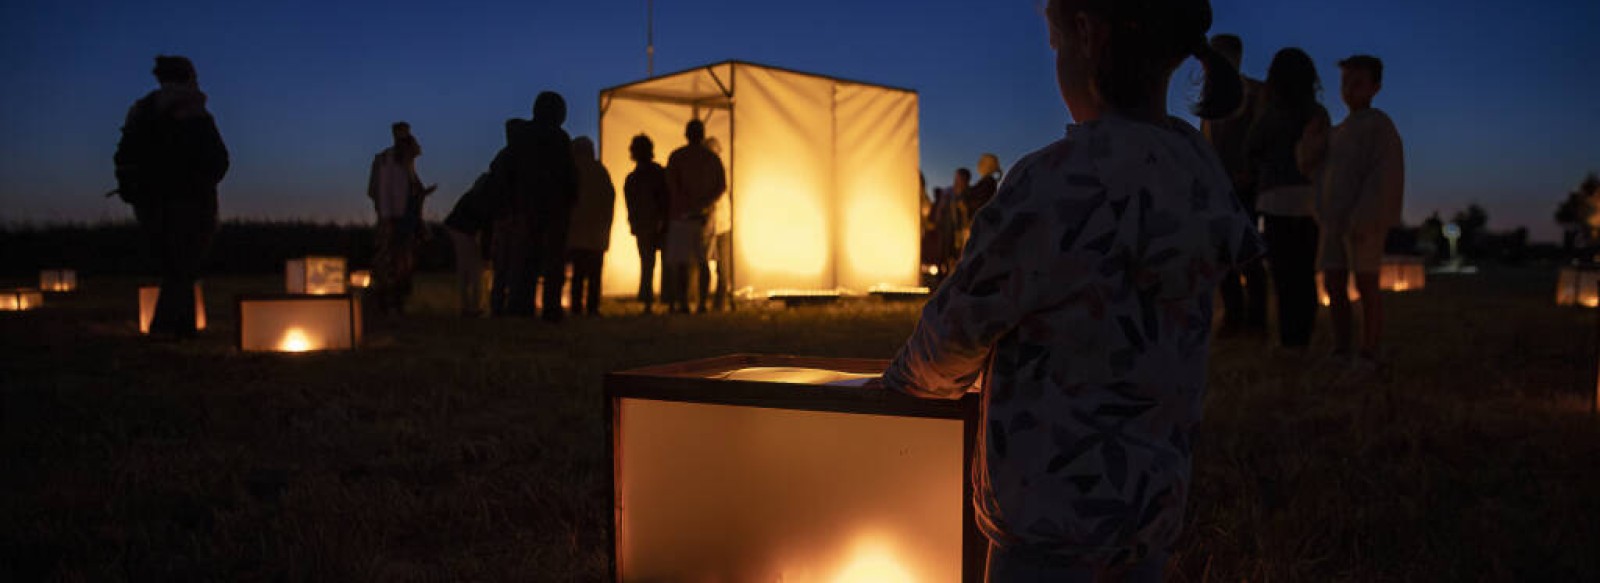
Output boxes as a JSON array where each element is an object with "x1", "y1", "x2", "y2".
[
  {"x1": 662, "y1": 119, "x2": 726, "y2": 315},
  {"x1": 624, "y1": 134, "x2": 669, "y2": 314},
  {"x1": 1313, "y1": 55, "x2": 1406, "y2": 377},
  {"x1": 367, "y1": 121, "x2": 437, "y2": 315},
  {"x1": 502, "y1": 92, "x2": 578, "y2": 322},
  {"x1": 565, "y1": 136, "x2": 615, "y2": 317},
  {"x1": 1247, "y1": 48, "x2": 1328, "y2": 350},
  {"x1": 882, "y1": 0, "x2": 1262, "y2": 580},
  {"x1": 1201, "y1": 34, "x2": 1269, "y2": 337},
  {"x1": 114, "y1": 55, "x2": 229, "y2": 339}
]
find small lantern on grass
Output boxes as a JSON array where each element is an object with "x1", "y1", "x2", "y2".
[
  {"x1": 285, "y1": 256, "x2": 347, "y2": 295},
  {"x1": 1556, "y1": 264, "x2": 1600, "y2": 308},
  {"x1": 138, "y1": 284, "x2": 207, "y2": 333},
  {"x1": 348, "y1": 270, "x2": 372, "y2": 290},
  {"x1": 1379, "y1": 255, "x2": 1426, "y2": 292},
  {"x1": 39, "y1": 269, "x2": 77, "y2": 292},
  {"x1": 237, "y1": 293, "x2": 361, "y2": 352},
  {"x1": 604, "y1": 354, "x2": 983, "y2": 582},
  {"x1": 1, "y1": 289, "x2": 44, "y2": 311}
]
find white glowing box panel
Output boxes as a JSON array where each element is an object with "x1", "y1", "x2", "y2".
[
  {"x1": 604, "y1": 355, "x2": 983, "y2": 583},
  {"x1": 236, "y1": 294, "x2": 361, "y2": 352},
  {"x1": 40, "y1": 269, "x2": 77, "y2": 292},
  {"x1": 1556, "y1": 265, "x2": 1600, "y2": 308},
  {"x1": 1379, "y1": 255, "x2": 1426, "y2": 292},
  {"x1": 599, "y1": 61, "x2": 922, "y2": 298},
  {"x1": 1, "y1": 289, "x2": 44, "y2": 311},
  {"x1": 138, "y1": 285, "x2": 207, "y2": 333},
  {"x1": 285, "y1": 256, "x2": 348, "y2": 295}
]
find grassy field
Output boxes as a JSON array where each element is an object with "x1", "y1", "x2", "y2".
[{"x1": 2, "y1": 268, "x2": 1597, "y2": 581}]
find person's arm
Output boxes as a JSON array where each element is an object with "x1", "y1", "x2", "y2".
[
  {"x1": 1296, "y1": 108, "x2": 1330, "y2": 181},
  {"x1": 1360, "y1": 116, "x2": 1406, "y2": 228},
  {"x1": 883, "y1": 159, "x2": 1086, "y2": 399}
]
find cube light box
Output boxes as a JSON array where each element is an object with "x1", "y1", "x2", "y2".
[
  {"x1": 138, "y1": 284, "x2": 207, "y2": 333},
  {"x1": 1557, "y1": 264, "x2": 1600, "y2": 308},
  {"x1": 236, "y1": 293, "x2": 361, "y2": 352},
  {"x1": 604, "y1": 354, "x2": 983, "y2": 583},
  {"x1": 286, "y1": 256, "x2": 348, "y2": 295},
  {"x1": 1379, "y1": 255, "x2": 1426, "y2": 292},
  {"x1": 40, "y1": 269, "x2": 77, "y2": 292},
  {"x1": 1, "y1": 288, "x2": 44, "y2": 311}
]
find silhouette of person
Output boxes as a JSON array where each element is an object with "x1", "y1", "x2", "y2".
[
  {"x1": 367, "y1": 121, "x2": 437, "y2": 315},
  {"x1": 882, "y1": 0, "x2": 1260, "y2": 580},
  {"x1": 1247, "y1": 48, "x2": 1328, "y2": 349},
  {"x1": 1313, "y1": 55, "x2": 1406, "y2": 373},
  {"x1": 925, "y1": 168, "x2": 972, "y2": 288},
  {"x1": 488, "y1": 118, "x2": 527, "y2": 317},
  {"x1": 1201, "y1": 34, "x2": 1269, "y2": 336},
  {"x1": 502, "y1": 92, "x2": 578, "y2": 322},
  {"x1": 445, "y1": 170, "x2": 500, "y2": 318},
  {"x1": 964, "y1": 153, "x2": 1003, "y2": 218},
  {"x1": 705, "y1": 137, "x2": 734, "y2": 311},
  {"x1": 663, "y1": 119, "x2": 726, "y2": 315},
  {"x1": 565, "y1": 136, "x2": 615, "y2": 317},
  {"x1": 623, "y1": 134, "x2": 669, "y2": 314},
  {"x1": 114, "y1": 55, "x2": 228, "y2": 339}
]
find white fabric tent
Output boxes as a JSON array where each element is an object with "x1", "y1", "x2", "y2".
[{"x1": 599, "y1": 61, "x2": 921, "y2": 297}]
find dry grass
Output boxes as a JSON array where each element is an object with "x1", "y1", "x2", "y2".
[{"x1": 1, "y1": 267, "x2": 1597, "y2": 581}]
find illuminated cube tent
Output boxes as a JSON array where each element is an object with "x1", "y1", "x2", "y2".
[
  {"x1": 285, "y1": 256, "x2": 348, "y2": 295},
  {"x1": 604, "y1": 355, "x2": 983, "y2": 583},
  {"x1": 138, "y1": 284, "x2": 207, "y2": 333},
  {"x1": 1379, "y1": 255, "x2": 1426, "y2": 292},
  {"x1": 1556, "y1": 264, "x2": 1600, "y2": 308},
  {"x1": 237, "y1": 294, "x2": 362, "y2": 352},
  {"x1": 599, "y1": 61, "x2": 922, "y2": 298},
  {"x1": 1, "y1": 288, "x2": 44, "y2": 311},
  {"x1": 40, "y1": 269, "x2": 77, "y2": 292}
]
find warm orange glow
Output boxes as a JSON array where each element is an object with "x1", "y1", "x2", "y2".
[
  {"x1": 1556, "y1": 266, "x2": 1600, "y2": 307},
  {"x1": 869, "y1": 284, "x2": 930, "y2": 295},
  {"x1": 1, "y1": 289, "x2": 43, "y2": 311},
  {"x1": 348, "y1": 270, "x2": 372, "y2": 289},
  {"x1": 839, "y1": 184, "x2": 919, "y2": 294},
  {"x1": 277, "y1": 328, "x2": 315, "y2": 352},
  {"x1": 738, "y1": 165, "x2": 832, "y2": 284},
  {"x1": 830, "y1": 534, "x2": 917, "y2": 583},
  {"x1": 1378, "y1": 257, "x2": 1426, "y2": 292},
  {"x1": 40, "y1": 270, "x2": 77, "y2": 292},
  {"x1": 1316, "y1": 273, "x2": 1362, "y2": 307},
  {"x1": 1585, "y1": 296, "x2": 1600, "y2": 309},
  {"x1": 137, "y1": 285, "x2": 207, "y2": 334},
  {"x1": 286, "y1": 256, "x2": 348, "y2": 295}
]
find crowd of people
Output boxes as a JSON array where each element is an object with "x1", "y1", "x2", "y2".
[
  {"x1": 921, "y1": 153, "x2": 1004, "y2": 288},
  {"x1": 364, "y1": 96, "x2": 730, "y2": 321}
]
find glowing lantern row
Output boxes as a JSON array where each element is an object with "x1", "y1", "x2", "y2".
[
  {"x1": 348, "y1": 270, "x2": 372, "y2": 289},
  {"x1": 40, "y1": 269, "x2": 78, "y2": 292},
  {"x1": 1379, "y1": 256, "x2": 1426, "y2": 292},
  {"x1": 1, "y1": 288, "x2": 44, "y2": 311},
  {"x1": 237, "y1": 294, "x2": 361, "y2": 352},
  {"x1": 138, "y1": 285, "x2": 207, "y2": 333},
  {"x1": 1556, "y1": 265, "x2": 1600, "y2": 308},
  {"x1": 286, "y1": 256, "x2": 348, "y2": 295},
  {"x1": 605, "y1": 355, "x2": 983, "y2": 582}
]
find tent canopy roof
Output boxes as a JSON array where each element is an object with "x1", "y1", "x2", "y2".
[{"x1": 600, "y1": 60, "x2": 917, "y2": 108}]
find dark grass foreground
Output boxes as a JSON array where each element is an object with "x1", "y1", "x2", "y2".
[{"x1": 2, "y1": 269, "x2": 1597, "y2": 581}]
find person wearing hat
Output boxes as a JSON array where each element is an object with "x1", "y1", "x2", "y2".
[{"x1": 113, "y1": 55, "x2": 229, "y2": 340}]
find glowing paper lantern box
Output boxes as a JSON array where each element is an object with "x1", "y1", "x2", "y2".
[
  {"x1": 1379, "y1": 255, "x2": 1426, "y2": 292},
  {"x1": 40, "y1": 269, "x2": 78, "y2": 292},
  {"x1": 600, "y1": 61, "x2": 922, "y2": 299},
  {"x1": 138, "y1": 284, "x2": 207, "y2": 333},
  {"x1": 1556, "y1": 264, "x2": 1600, "y2": 308},
  {"x1": 348, "y1": 270, "x2": 372, "y2": 290},
  {"x1": 236, "y1": 293, "x2": 362, "y2": 352},
  {"x1": 285, "y1": 256, "x2": 348, "y2": 295},
  {"x1": 604, "y1": 354, "x2": 984, "y2": 583},
  {"x1": 1, "y1": 289, "x2": 44, "y2": 311}
]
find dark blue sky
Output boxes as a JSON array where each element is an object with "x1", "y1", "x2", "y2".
[{"x1": 2, "y1": 0, "x2": 1595, "y2": 241}]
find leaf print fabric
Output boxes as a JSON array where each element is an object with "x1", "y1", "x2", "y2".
[{"x1": 884, "y1": 115, "x2": 1265, "y2": 567}]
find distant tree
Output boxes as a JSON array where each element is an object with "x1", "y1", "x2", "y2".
[
  {"x1": 1418, "y1": 211, "x2": 1445, "y2": 262},
  {"x1": 1555, "y1": 172, "x2": 1600, "y2": 257},
  {"x1": 1452, "y1": 203, "x2": 1490, "y2": 259}
]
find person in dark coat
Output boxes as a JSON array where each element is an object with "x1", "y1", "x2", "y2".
[
  {"x1": 1201, "y1": 34, "x2": 1269, "y2": 337},
  {"x1": 624, "y1": 134, "x2": 669, "y2": 314},
  {"x1": 113, "y1": 55, "x2": 228, "y2": 339},
  {"x1": 501, "y1": 92, "x2": 579, "y2": 322},
  {"x1": 565, "y1": 136, "x2": 615, "y2": 316},
  {"x1": 488, "y1": 119, "x2": 525, "y2": 317},
  {"x1": 445, "y1": 172, "x2": 499, "y2": 317},
  {"x1": 663, "y1": 119, "x2": 726, "y2": 315}
]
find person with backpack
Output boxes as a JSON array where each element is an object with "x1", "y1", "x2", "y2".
[{"x1": 113, "y1": 55, "x2": 229, "y2": 340}]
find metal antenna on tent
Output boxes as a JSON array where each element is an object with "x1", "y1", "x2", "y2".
[{"x1": 646, "y1": 0, "x2": 655, "y2": 77}]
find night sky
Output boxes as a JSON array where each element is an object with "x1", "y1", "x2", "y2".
[{"x1": 2, "y1": 0, "x2": 1596, "y2": 241}]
